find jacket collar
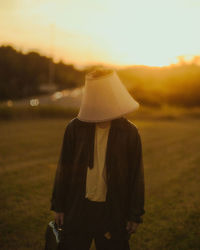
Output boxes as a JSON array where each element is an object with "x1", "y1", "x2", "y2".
[
  {"x1": 74, "y1": 116, "x2": 126, "y2": 129},
  {"x1": 74, "y1": 116, "x2": 126, "y2": 170}
]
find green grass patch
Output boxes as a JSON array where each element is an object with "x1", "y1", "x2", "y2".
[
  {"x1": 0, "y1": 105, "x2": 79, "y2": 120},
  {"x1": 0, "y1": 118, "x2": 200, "y2": 249}
]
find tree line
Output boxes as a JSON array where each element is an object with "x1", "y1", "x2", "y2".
[
  {"x1": 0, "y1": 45, "x2": 84, "y2": 101},
  {"x1": 119, "y1": 62, "x2": 200, "y2": 107},
  {"x1": 1, "y1": 45, "x2": 200, "y2": 107}
]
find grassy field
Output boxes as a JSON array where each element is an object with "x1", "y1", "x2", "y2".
[{"x1": 0, "y1": 118, "x2": 200, "y2": 250}]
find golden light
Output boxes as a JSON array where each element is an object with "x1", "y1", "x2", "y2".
[
  {"x1": 1, "y1": 0, "x2": 200, "y2": 67},
  {"x1": 7, "y1": 100, "x2": 13, "y2": 107},
  {"x1": 30, "y1": 99, "x2": 39, "y2": 106},
  {"x1": 52, "y1": 91, "x2": 63, "y2": 101}
]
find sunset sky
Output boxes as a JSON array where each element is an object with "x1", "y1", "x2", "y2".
[{"x1": 1, "y1": 0, "x2": 200, "y2": 67}]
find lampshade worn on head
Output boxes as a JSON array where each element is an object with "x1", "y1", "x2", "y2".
[{"x1": 77, "y1": 70, "x2": 139, "y2": 122}]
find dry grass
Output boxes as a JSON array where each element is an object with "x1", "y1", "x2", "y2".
[{"x1": 0, "y1": 118, "x2": 200, "y2": 249}]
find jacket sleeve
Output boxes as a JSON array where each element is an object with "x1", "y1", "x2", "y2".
[
  {"x1": 50, "y1": 122, "x2": 74, "y2": 213},
  {"x1": 127, "y1": 127, "x2": 145, "y2": 223}
]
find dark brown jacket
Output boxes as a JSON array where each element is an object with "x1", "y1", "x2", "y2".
[{"x1": 51, "y1": 116, "x2": 145, "y2": 232}]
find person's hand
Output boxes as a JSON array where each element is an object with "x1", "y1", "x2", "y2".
[
  {"x1": 55, "y1": 212, "x2": 64, "y2": 228},
  {"x1": 126, "y1": 221, "x2": 139, "y2": 234}
]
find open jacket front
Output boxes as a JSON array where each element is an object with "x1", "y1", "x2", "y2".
[{"x1": 51, "y1": 116, "x2": 145, "y2": 232}]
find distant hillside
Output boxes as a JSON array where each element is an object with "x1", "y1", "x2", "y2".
[{"x1": 118, "y1": 63, "x2": 200, "y2": 107}]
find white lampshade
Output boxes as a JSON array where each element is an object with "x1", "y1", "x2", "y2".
[{"x1": 77, "y1": 70, "x2": 139, "y2": 122}]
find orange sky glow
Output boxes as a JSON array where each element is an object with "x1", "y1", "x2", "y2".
[{"x1": 1, "y1": 0, "x2": 200, "y2": 67}]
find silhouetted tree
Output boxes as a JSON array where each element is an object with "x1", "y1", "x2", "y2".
[{"x1": 0, "y1": 45, "x2": 85, "y2": 101}]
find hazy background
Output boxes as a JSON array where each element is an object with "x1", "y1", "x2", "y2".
[
  {"x1": 1, "y1": 0, "x2": 200, "y2": 66},
  {"x1": 0, "y1": 0, "x2": 200, "y2": 249}
]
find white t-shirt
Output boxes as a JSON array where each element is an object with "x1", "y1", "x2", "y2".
[{"x1": 85, "y1": 121, "x2": 111, "y2": 202}]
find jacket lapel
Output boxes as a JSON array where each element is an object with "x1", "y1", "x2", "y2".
[{"x1": 77, "y1": 117, "x2": 123, "y2": 176}]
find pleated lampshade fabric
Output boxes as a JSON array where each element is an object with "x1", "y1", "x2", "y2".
[{"x1": 77, "y1": 70, "x2": 139, "y2": 122}]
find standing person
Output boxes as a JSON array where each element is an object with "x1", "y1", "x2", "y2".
[{"x1": 51, "y1": 69, "x2": 145, "y2": 250}]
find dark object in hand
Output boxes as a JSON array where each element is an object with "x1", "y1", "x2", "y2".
[{"x1": 44, "y1": 221, "x2": 63, "y2": 250}]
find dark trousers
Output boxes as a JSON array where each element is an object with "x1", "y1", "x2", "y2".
[{"x1": 59, "y1": 198, "x2": 130, "y2": 250}]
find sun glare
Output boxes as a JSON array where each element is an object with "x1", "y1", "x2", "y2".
[{"x1": 0, "y1": 0, "x2": 200, "y2": 67}]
